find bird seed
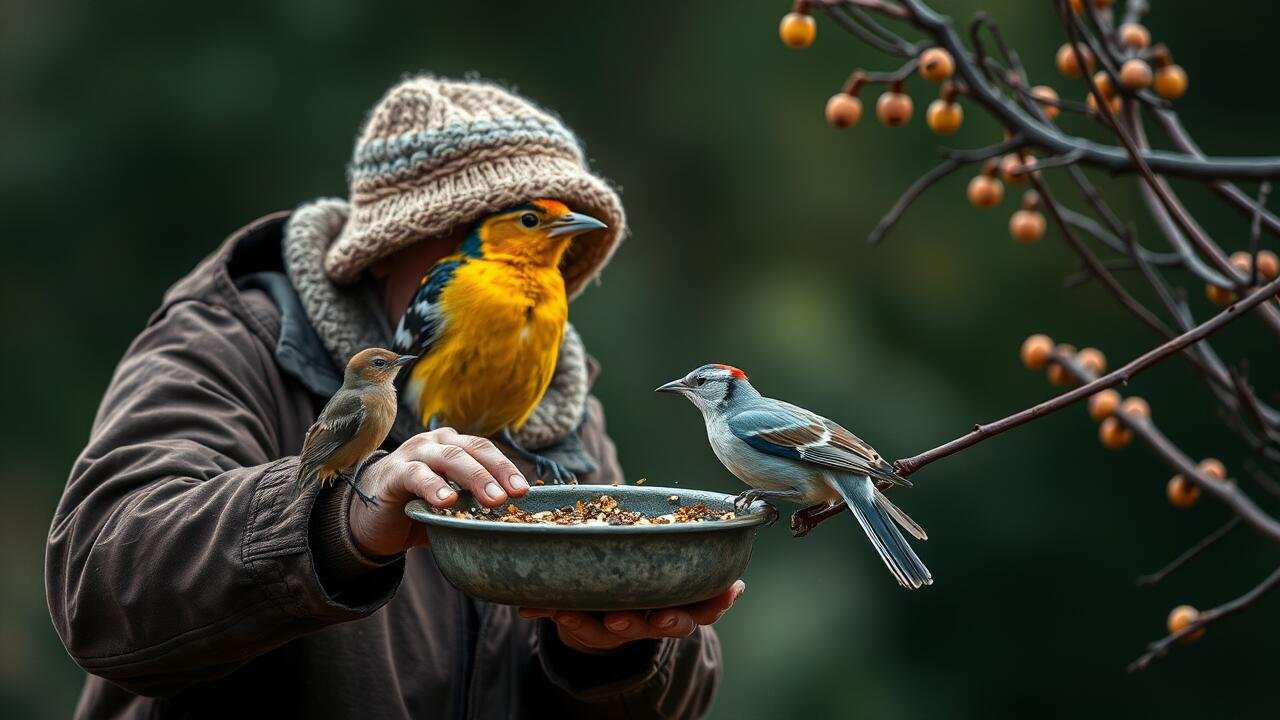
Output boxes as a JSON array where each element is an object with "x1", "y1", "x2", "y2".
[{"x1": 433, "y1": 494, "x2": 735, "y2": 525}]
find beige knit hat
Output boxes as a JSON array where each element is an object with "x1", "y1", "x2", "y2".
[{"x1": 325, "y1": 75, "x2": 626, "y2": 298}]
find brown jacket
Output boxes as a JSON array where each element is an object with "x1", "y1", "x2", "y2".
[{"x1": 45, "y1": 214, "x2": 721, "y2": 719}]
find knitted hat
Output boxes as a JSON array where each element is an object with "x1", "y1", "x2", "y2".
[{"x1": 325, "y1": 75, "x2": 626, "y2": 298}]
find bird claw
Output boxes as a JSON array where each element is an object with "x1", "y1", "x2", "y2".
[
  {"x1": 732, "y1": 490, "x2": 778, "y2": 525},
  {"x1": 533, "y1": 456, "x2": 576, "y2": 485},
  {"x1": 345, "y1": 475, "x2": 379, "y2": 508}
]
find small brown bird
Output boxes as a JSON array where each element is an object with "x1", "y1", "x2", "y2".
[{"x1": 298, "y1": 347, "x2": 417, "y2": 505}]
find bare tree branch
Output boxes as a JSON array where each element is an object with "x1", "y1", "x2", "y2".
[
  {"x1": 1129, "y1": 564, "x2": 1280, "y2": 671},
  {"x1": 1136, "y1": 517, "x2": 1241, "y2": 588}
]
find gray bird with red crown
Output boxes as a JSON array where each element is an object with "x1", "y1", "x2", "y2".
[{"x1": 657, "y1": 364, "x2": 932, "y2": 589}]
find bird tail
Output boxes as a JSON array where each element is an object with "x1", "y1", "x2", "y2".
[{"x1": 829, "y1": 474, "x2": 933, "y2": 590}]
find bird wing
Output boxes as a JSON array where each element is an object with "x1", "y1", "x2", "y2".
[
  {"x1": 727, "y1": 400, "x2": 911, "y2": 488},
  {"x1": 298, "y1": 392, "x2": 366, "y2": 481},
  {"x1": 392, "y1": 258, "x2": 464, "y2": 357}
]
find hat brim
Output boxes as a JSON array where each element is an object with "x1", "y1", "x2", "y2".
[{"x1": 325, "y1": 153, "x2": 625, "y2": 300}]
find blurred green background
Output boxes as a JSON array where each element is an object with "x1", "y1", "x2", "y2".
[{"x1": 4, "y1": 0, "x2": 1278, "y2": 717}]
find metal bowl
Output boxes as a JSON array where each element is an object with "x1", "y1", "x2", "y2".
[{"x1": 405, "y1": 485, "x2": 769, "y2": 610}]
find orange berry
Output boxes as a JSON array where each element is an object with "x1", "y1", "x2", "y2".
[
  {"x1": 1120, "y1": 396, "x2": 1150, "y2": 420},
  {"x1": 919, "y1": 47, "x2": 955, "y2": 82},
  {"x1": 1047, "y1": 343, "x2": 1077, "y2": 386},
  {"x1": 1009, "y1": 210, "x2": 1046, "y2": 244},
  {"x1": 1205, "y1": 284, "x2": 1235, "y2": 305},
  {"x1": 876, "y1": 91, "x2": 913, "y2": 127},
  {"x1": 1092, "y1": 71, "x2": 1116, "y2": 98},
  {"x1": 1020, "y1": 334, "x2": 1054, "y2": 370},
  {"x1": 1198, "y1": 458, "x2": 1226, "y2": 480},
  {"x1": 1258, "y1": 250, "x2": 1280, "y2": 279},
  {"x1": 1099, "y1": 416, "x2": 1133, "y2": 449},
  {"x1": 1088, "y1": 389, "x2": 1121, "y2": 421},
  {"x1": 968, "y1": 175, "x2": 1004, "y2": 209},
  {"x1": 825, "y1": 93, "x2": 863, "y2": 129},
  {"x1": 1120, "y1": 59, "x2": 1153, "y2": 90},
  {"x1": 1000, "y1": 154, "x2": 1031, "y2": 184},
  {"x1": 1056, "y1": 43, "x2": 1095, "y2": 78},
  {"x1": 1167, "y1": 605, "x2": 1205, "y2": 642},
  {"x1": 1166, "y1": 475, "x2": 1201, "y2": 508},
  {"x1": 1234, "y1": 250, "x2": 1280, "y2": 280},
  {"x1": 779, "y1": 12, "x2": 816, "y2": 49},
  {"x1": 1085, "y1": 91, "x2": 1122, "y2": 116},
  {"x1": 1154, "y1": 64, "x2": 1188, "y2": 99},
  {"x1": 1030, "y1": 85, "x2": 1060, "y2": 120},
  {"x1": 925, "y1": 99, "x2": 963, "y2": 134},
  {"x1": 1070, "y1": 0, "x2": 1084, "y2": 12},
  {"x1": 1119, "y1": 23, "x2": 1150, "y2": 49},
  {"x1": 1076, "y1": 347, "x2": 1107, "y2": 376}
]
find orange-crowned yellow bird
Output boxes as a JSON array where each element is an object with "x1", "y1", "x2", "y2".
[
  {"x1": 392, "y1": 199, "x2": 607, "y2": 482},
  {"x1": 298, "y1": 347, "x2": 417, "y2": 505}
]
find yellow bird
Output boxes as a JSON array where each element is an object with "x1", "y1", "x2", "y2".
[{"x1": 391, "y1": 199, "x2": 607, "y2": 481}]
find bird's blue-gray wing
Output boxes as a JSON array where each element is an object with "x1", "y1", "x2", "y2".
[
  {"x1": 727, "y1": 401, "x2": 910, "y2": 488},
  {"x1": 392, "y1": 259, "x2": 463, "y2": 357},
  {"x1": 299, "y1": 393, "x2": 365, "y2": 481}
]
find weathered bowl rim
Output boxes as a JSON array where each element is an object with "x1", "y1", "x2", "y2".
[{"x1": 405, "y1": 485, "x2": 770, "y2": 535}]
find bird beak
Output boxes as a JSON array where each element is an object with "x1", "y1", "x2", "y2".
[
  {"x1": 393, "y1": 354, "x2": 418, "y2": 367},
  {"x1": 546, "y1": 212, "x2": 608, "y2": 238},
  {"x1": 655, "y1": 378, "x2": 689, "y2": 395}
]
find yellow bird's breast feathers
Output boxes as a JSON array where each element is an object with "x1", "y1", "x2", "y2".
[{"x1": 406, "y1": 258, "x2": 568, "y2": 437}]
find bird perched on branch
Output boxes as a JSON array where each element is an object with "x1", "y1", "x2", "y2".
[
  {"x1": 298, "y1": 347, "x2": 416, "y2": 505},
  {"x1": 658, "y1": 364, "x2": 932, "y2": 589},
  {"x1": 392, "y1": 199, "x2": 607, "y2": 483}
]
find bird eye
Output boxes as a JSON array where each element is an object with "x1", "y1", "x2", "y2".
[
  {"x1": 520, "y1": 213, "x2": 538, "y2": 228},
  {"x1": 695, "y1": 377, "x2": 707, "y2": 387},
  {"x1": 372, "y1": 358, "x2": 387, "y2": 368}
]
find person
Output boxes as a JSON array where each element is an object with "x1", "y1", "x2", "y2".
[{"x1": 45, "y1": 75, "x2": 740, "y2": 719}]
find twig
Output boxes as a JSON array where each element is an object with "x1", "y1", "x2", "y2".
[
  {"x1": 1152, "y1": 109, "x2": 1280, "y2": 239},
  {"x1": 1032, "y1": 178, "x2": 1175, "y2": 337},
  {"x1": 868, "y1": 138, "x2": 1021, "y2": 245},
  {"x1": 1128, "y1": 564, "x2": 1280, "y2": 671},
  {"x1": 894, "y1": 0, "x2": 1280, "y2": 181},
  {"x1": 818, "y1": 4, "x2": 915, "y2": 57},
  {"x1": 892, "y1": 276, "x2": 1280, "y2": 485},
  {"x1": 1136, "y1": 517, "x2": 1241, "y2": 588},
  {"x1": 1062, "y1": 257, "x2": 1143, "y2": 288},
  {"x1": 1248, "y1": 182, "x2": 1270, "y2": 287}
]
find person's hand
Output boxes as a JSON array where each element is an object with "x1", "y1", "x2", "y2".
[
  {"x1": 348, "y1": 428, "x2": 528, "y2": 557},
  {"x1": 518, "y1": 580, "x2": 746, "y2": 653}
]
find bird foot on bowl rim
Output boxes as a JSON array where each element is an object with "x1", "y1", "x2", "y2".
[{"x1": 731, "y1": 490, "x2": 778, "y2": 526}]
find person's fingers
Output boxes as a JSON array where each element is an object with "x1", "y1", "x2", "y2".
[
  {"x1": 602, "y1": 611, "x2": 650, "y2": 641},
  {"x1": 552, "y1": 611, "x2": 625, "y2": 651},
  {"x1": 646, "y1": 609, "x2": 697, "y2": 639},
  {"x1": 402, "y1": 461, "x2": 457, "y2": 508},
  {"x1": 453, "y1": 434, "x2": 527, "y2": 496},
  {"x1": 419, "y1": 443, "x2": 508, "y2": 506},
  {"x1": 683, "y1": 580, "x2": 746, "y2": 625},
  {"x1": 518, "y1": 608, "x2": 554, "y2": 619}
]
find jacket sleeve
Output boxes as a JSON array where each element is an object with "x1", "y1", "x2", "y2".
[
  {"x1": 533, "y1": 395, "x2": 722, "y2": 719},
  {"x1": 45, "y1": 298, "x2": 402, "y2": 696}
]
